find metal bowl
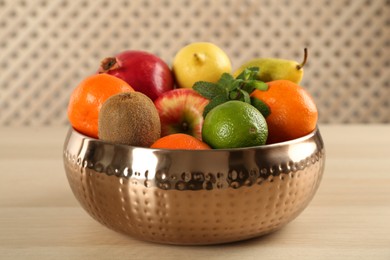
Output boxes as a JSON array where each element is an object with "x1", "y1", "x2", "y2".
[{"x1": 63, "y1": 127, "x2": 325, "y2": 245}]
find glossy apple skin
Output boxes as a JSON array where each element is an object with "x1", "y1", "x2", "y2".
[
  {"x1": 100, "y1": 51, "x2": 174, "y2": 101},
  {"x1": 154, "y1": 89, "x2": 209, "y2": 140}
]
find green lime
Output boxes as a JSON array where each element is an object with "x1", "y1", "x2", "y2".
[{"x1": 202, "y1": 101, "x2": 268, "y2": 149}]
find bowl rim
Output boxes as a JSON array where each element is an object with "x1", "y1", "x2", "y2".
[{"x1": 66, "y1": 126, "x2": 320, "y2": 153}]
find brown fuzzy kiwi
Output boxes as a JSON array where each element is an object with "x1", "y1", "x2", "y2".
[{"x1": 98, "y1": 92, "x2": 161, "y2": 147}]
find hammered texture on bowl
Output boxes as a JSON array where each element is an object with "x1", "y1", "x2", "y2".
[{"x1": 63, "y1": 128, "x2": 325, "y2": 245}]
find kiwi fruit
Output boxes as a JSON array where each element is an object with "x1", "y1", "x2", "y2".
[{"x1": 98, "y1": 92, "x2": 161, "y2": 147}]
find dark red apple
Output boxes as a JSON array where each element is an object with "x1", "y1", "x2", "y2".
[
  {"x1": 154, "y1": 89, "x2": 209, "y2": 140},
  {"x1": 98, "y1": 50, "x2": 174, "y2": 101}
]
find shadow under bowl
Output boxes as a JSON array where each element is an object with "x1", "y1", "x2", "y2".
[{"x1": 63, "y1": 127, "x2": 325, "y2": 245}]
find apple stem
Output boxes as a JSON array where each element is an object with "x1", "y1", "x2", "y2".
[
  {"x1": 182, "y1": 122, "x2": 189, "y2": 132},
  {"x1": 99, "y1": 57, "x2": 120, "y2": 73},
  {"x1": 296, "y1": 48, "x2": 308, "y2": 70}
]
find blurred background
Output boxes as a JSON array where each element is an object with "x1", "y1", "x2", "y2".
[{"x1": 0, "y1": 0, "x2": 389, "y2": 126}]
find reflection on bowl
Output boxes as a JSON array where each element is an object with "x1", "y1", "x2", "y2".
[{"x1": 63, "y1": 127, "x2": 325, "y2": 245}]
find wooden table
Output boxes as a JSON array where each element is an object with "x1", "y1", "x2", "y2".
[{"x1": 1, "y1": 125, "x2": 389, "y2": 259}]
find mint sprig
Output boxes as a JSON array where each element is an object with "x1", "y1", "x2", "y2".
[
  {"x1": 202, "y1": 94, "x2": 229, "y2": 117},
  {"x1": 251, "y1": 97, "x2": 271, "y2": 118},
  {"x1": 193, "y1": 67, "x2": 270, "y2": 118},
  {"x1": 191, "y1": 81, "x2": 226, "y2": 99}
]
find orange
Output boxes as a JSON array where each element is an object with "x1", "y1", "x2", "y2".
[
  {"x1": 151, "y1": 133, "x2": 211, "y2": 150},
  {"x1": 67, "y1": 74, "x2": 134, "y2": 138},
  {"x1": 250, "y1": 80, "x2": 318, "y2": 144}
]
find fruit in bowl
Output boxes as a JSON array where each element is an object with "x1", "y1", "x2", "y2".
[
  {"x1": 98, "y1": 50, "x2": 174, "y2": 101},
  {"x1": 98, "y1": 92, "x2": 161, "y2": 147},
  {"x1": 64, "y1": 43, "x2": 325, "y2": 244},
  {"x1": 234, "y1": 48, "x2": 308, "y2": 84},
  {"x1": 172, "y1": 42, "x2": 232, "y2": 89},
  {"x1": 154, "y1": 88, "x2": 209, "y2": 140},
  {"x1": 67, "y1": 74, "x2": 134, "y2": 139}
]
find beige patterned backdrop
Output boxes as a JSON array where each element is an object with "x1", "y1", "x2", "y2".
[{"x1": 0, "y1": 0, "x2": 389, "y2": 125}]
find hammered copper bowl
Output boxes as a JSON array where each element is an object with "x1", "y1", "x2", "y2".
[{"x1": 63, "y1": 127, "x2": 325, "y2": 245}]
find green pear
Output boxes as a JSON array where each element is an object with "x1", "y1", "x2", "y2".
[{"x1": 234, "y1": 48, "x2": 308, "y2": 84}]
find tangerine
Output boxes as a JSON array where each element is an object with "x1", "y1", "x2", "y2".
[
  {"x1": 67, "y1": 74, "x2": 134, "y2": 138},
  {"x1": 250, "y1": 80, "x2": 318, "y2": 144},
  {"x1": 151, "y1": 133, "x2": 211, "y2": 150}
]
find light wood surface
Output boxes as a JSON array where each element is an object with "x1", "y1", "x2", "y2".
[{"x1": 1, "y1": 125, "x2": 389, "y2": 260}]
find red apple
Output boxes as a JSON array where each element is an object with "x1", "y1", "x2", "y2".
[
  {"x1": 154, "y1": 89, "x2": 209, "y2": 140},
  {"x1": 98, "y1": 50, "x2": 174, "y2": 101}
]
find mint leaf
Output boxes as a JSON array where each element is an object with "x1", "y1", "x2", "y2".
[
  {"x1": 227, "y1": 79, "x2": 243, "y2": 91},
  {"x1": 241, "y1": 80, "x2": 268, "y2": 94},
  {"x1": 236, "y1": 67, "x2": 259, "y2": 80},
  {"x1": 229, "y1": 90, "x2": 240, "y2": 100},
  {"x1": 236, "y1": 69, "x2": 249, "y2": 80},
  {"x1": 219, "y1": 73, "x2": 238, "y2": 91},
  {"x1": 203, "y1": 94, "x2": 229, "y2": 117},
  {"x1": 217, "y1": 73, "x2": 235, "y2": 86},
  {"x1": 251, "y1": 80, "x2": 268, "y2": 91},
  {"x1": 251, "y1": 97, "x2": 271, "y2": 118},
  {"x1": 193, "y1": 81, "x2": 224, "y2": 99},
  {"x1": 241, "y1": 82, "x2": 256, "y2": 94},
  {"x1": 240, "y1": 89, "x2": 251, "y2": 104}
]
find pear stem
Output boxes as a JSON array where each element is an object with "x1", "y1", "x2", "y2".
[{"x1": 297, "y1": 48, "x2": 308, "y2": 70}]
